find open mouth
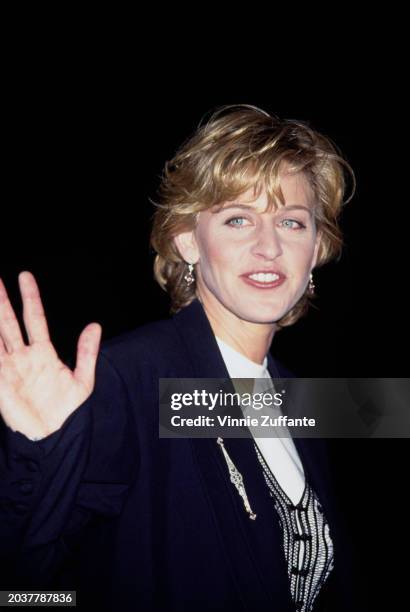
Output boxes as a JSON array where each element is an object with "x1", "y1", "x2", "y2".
[{"x1": 241, "y1": 272, "x2": 286, "y2": 289}]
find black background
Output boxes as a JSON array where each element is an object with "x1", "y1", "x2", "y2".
[{"x1": 1, "y1": 56, "x2": 408, "y2": 609}]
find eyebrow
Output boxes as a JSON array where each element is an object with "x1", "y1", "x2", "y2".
[{"x1": 217, "y1": 203, "x2": 313, "y2": 215}]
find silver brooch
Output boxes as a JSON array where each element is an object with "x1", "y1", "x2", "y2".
[{"x1": 217, "y1": 437, "x2": 257, "y2": 520}]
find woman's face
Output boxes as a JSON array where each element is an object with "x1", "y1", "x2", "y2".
[{"x1": 176, "y1": 168, "x2": 321, "y2": 325}]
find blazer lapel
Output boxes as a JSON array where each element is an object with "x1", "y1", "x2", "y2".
[{"x1": 172, "y1": 299, "x2": 296, "y2": 610}]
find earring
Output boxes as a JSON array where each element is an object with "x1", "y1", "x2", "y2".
[
  {"x1": 184, "y1": 263, "x2": 195, "y2": 286},
  {"x1": 308, "y1": 272, "x2": 315, "y2": 295}
]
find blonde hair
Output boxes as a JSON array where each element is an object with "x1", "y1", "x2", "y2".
[{"x1": 150, "y1": 104, "x2": 356, "y2": 328}]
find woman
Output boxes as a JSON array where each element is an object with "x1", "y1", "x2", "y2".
[{"x1": 0, "y1": 105, "x2": 357, "y2": 611}]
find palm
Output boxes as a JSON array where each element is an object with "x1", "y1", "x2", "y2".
[{"x1": 0, "y1": 271, "x2": 102, "y2": 440}]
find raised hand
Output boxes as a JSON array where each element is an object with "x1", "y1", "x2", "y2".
[{"x1": 0, "y1": 271, "x2": 102, "y2": 440}]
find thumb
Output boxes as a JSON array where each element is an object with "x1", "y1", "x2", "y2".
[{"x1": 73, "y1": 323, "x2": 102, "y2": 391}]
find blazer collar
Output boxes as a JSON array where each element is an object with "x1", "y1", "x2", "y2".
[{"x1": 172, "y1": 297, "x2": 285, "y2": 379}]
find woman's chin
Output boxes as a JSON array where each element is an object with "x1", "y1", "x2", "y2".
[{"x1": 234, "y1": 304, "x2": 289, "y2": 325}]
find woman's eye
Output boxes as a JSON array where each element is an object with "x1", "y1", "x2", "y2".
[
  {"x1": 280, "y1": 218, "x2": 306, "y2": 230},
  {"x1": 225, "y1": 216, "x2": 250, "y2": 227}
]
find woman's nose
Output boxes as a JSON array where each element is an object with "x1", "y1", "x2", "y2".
[{"x1": 251, "y1": 225, "x2": 283, "y2": 260}]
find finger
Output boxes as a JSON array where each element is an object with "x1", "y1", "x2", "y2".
[
  {"x1": 73, "y1": 323, "x2": 102, "y2": 390},
  {"x1": 19, "y1": 271, "x2": 51, "y2": 344},
  {"x1": 0, "y1": 276, "x2": 26, "y2": 353}
]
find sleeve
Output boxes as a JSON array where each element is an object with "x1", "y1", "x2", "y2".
[{"x1": 0, "y1": 348, "x2": 140, "y2": 588}]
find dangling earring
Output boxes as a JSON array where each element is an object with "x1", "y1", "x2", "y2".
[
  {"x1": 184, "y1": 263, "x2": 195, "y2": 286},
  {"x1": 308, "y1": 272, "x2": 315, "y2": 295}
]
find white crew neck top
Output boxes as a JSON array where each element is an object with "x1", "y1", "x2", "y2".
[{"x1": 215, "y1": 336, "x2": 306, "y2": 505}]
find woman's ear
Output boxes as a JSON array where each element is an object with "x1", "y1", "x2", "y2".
[
  {"x1": 311, "y1": 230, "x2": 322, "y2": 269},
  {"x1": 173, "y1": 230, "x2": 199, "y2": 264}
]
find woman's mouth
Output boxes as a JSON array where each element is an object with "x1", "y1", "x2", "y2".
[{"x1": 240, "y1": 271, "x2": 286, "y2": 289}]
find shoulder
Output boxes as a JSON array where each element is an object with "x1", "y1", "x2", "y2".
[
  {"x1": 268, "y1": 351, "x2": 298, "y2": 378},
  {"x1": 100, "y1": 315, "x2": 175, "y2": 354},
  {"x1": 276, "y1": 360, "x2": 298, "y2": 378},
  {"x1": 96, "y1": 314, "x2": 185, "y2": 378}
]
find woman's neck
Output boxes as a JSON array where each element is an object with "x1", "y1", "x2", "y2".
[{"x1": 197, "y1": 293, "x2": 276, "y2": 365}]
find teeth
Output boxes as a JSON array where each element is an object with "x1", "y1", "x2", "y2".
[{"x1": 248, "y1": 273, "x2": 280, "y2": 282}]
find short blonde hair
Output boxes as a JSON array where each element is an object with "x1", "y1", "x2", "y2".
[{"x1": 150, "y1": 104, "x2": 356, "y2": 328}]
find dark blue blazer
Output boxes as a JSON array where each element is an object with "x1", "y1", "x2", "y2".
[{"x1": 0, "y1": 298, "x2": 358, "y2": 611}]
